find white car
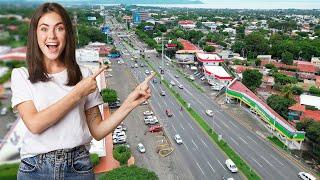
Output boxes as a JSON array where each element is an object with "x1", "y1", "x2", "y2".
[
  {"x1": 0, "y1": 107, "x2": 8, "y2": 115},
  {"x1": 144, "y1": 115, "x2": 157, "y2": 121},
  {"x1": 141, "y1": 101, "x2": 148, "y2": 105},
  {"x1": 225, "y1": 159, "x2": 238, "y2": 173},
  {"x1": 178, "y1": 84, "x2": 184, "y2": 89},
  {"x1": 143, "y1": 111, "x2": 154, "y2": 116},
  {"x1": 113, "y1": 137, "x2": 126, "y2": 144},
  {"x1": 200, "y1": 76, "x2": 206, "y2": 81},
  {"x1": 298, "y1": 172, "x2": 316, "y2": 180},
  {"x1": 137, "y1": 143, "x2": 146, "y2": 153},
  {"x1": 112, "y1": 132, "x2": 126, "y2": 140},
  {"x1": 175, "y1": 75, "x2": 179, "y2": 78},
  {"x1": 205, "y1": 110, "x2": 214, "y2": 117},
  {"x1": 189, "y1": 75, "x2": 195, "y2": 81},
  {"x1": 145, "y1": 70, "x2": 150, "y2": 74},
  {"x1": 174, "y1": 134, "x2": 183, "y2": 144},
  {"x1": 170, "y1": 81, "x2": 176, "y2": 86}
]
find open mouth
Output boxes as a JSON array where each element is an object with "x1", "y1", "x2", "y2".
[{"x1": 45, "y1": 43, "x2": 59, "y2": 52}]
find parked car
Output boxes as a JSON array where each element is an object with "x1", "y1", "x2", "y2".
[
  {"x1": 140, "y1": 63, "x2": 144, "y2": 67},
  {"x1": 134, "y1": 63, "x2": 139, "y2": 68},
  {"x1": 109, "y1": 102, "x2": 120, "y2": 109},
  {"x1": 225, "y1": 159, "x2": 238, "y2": 173},
  {"x1": 144, "y1": 118, "x2": 159, "y2": 125},
  {"x1": 113, "y1": 137, "x2": 126, "y2": 144},
  {"x1": 200, "y1": 76, "x2": 206, "y2": 81},
  {"x1": 178, "y1": 84, "x2": 184, "y2": 89},
  {"x1": 205, "y1": 110, "x2": 214, "y2": 117},
  {"x1": 149, "y1": 125, "x2": 162, "y2": 132},
  {"x1": 144, "y1": 115, "x2": 157, "y2": 121},
  {"x1": 0, "y1": 107, "x2": 7, "y2": 116},
  {"x1": 112, "y1": 132, "x2": 126, "y2": 140},
  {"x1": 298, "y1": 172, "x2": 316, "y2": 180},
  {"x1": 141, "y1": 101, "x2": 148, "y2": 105},
  {"x1": 143, "y1": 111, "x2": 154, "y2": 116},
  {"x1": 174, "y1": 134, "x2": 183, "y2": 144},
  {"x1": 211, "y1": 85, "x2": 224, "y2": 91},
  {"x1": 165, "y1": 109, "x2": 173, "y2": 117},
  {"x1": 160, "y1": 90, "x2": 166, "y2": 96},
  {"x1": 137, "y1": 143, "x2": 146, "y2": 153}
]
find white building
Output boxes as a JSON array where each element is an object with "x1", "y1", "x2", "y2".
[
  {"x1": 76, "y1": 49, "x2": 100, "y2": 62},
  {"x1": 300, "y1": 94, "x2": 320, "y2": 109}
]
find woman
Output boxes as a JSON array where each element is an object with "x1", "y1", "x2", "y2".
[{"x1": 11, "y1": 3, "x2": 154, "y2": 179}]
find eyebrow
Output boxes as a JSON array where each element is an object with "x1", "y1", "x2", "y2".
[{"x1": 38, "y1": 22, "x2": 64, "y2": 27}]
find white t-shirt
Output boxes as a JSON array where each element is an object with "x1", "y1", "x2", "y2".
[{"x1": 11, "y1": 66, "x2": 103, "y2": 159}]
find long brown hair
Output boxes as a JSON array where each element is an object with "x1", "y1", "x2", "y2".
[{"x1": 27, "y1": 2, "x2": 82, "y2": 86}]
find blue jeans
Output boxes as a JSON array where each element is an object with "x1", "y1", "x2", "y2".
[{"x1": 17, "y1": 145, "x2": 95, "y2": 180}]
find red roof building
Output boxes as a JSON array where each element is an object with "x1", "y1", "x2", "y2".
[{"x1": 295, "y1": 60, "x2": 317, "y2": 74}]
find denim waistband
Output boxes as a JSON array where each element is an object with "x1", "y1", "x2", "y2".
[{"x1": 38, "y1": 145, "x2": 88, "y2": 165}]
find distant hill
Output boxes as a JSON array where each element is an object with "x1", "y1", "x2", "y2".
[{"x1": 0, "y1": 0, "x2": 203, "y2": 5}]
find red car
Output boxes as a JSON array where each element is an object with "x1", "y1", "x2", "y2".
[
  {"x1": 166, "y1": 109, "x2": 173, "y2": 117},
  {"x1": 149, "y1": 125, "x2": 162, "y2": 133}
]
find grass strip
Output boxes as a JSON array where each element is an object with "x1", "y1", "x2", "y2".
[{"x1": 267, "y1": 136, "x2": 287, "y2": 150}]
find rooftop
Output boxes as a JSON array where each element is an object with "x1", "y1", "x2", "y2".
[{"x1": 203, "y1": 65, "x2": 232, "y2": 80}]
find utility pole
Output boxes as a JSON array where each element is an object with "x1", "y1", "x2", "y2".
[{"x1": 162, "y1": 33, "x2": 164, "y2": 68}]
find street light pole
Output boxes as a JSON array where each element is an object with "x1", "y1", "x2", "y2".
[
  {"x1": 161, "y1": 33, "x2": 164, "y2": 68},
  {"x1": 212, "y1": 115, "x2": 214, "y2": 134}
]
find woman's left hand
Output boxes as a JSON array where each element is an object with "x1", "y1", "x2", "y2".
[{"x1": 123, "y1": 72, "x2": 155, "y2": 109}]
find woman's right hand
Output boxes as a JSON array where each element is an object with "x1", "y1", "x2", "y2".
[{"x1": 73, "y1": 66, "x2": 107, "y2": 98}]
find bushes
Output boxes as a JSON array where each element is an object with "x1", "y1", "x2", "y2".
[
  {"x1": 309, "y1": 86, "x2": 320, "y2": 97},
  {"x1": 100, "y1": 165, "x2": 158, "y2": 180},
  {"x1": 90, "y1": 153, "x2": 100, "y2": 166},
  {"x1": 0, "y1": 163, "x2": 19, "y2": 180},
  {"x1": 113, "y1": 145, "x2": 131, "y2": 166},
  {"x1": 101, "y1": 88, "x2": 118, "y2": 104}
]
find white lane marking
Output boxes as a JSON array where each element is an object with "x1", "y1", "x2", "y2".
[
  {"x1": 217, "y1": 160, "x2": 226, "y2": 170},
  {"x1": 180, "y1": 124, "x2": 185, "y2": 130},
  {"x1": 221, "y1": 121, "x2": 230, "y2": 129},
  {"x1": 191, "y1": 139, "x2": 199, "y2": 150},
  {"x1": 215, "y1": 122, "x2": 222, "y2": 129},
  {"x1": 252, "y1": 157, "x2": 263, "y2": 167},
  {"x1": 184, "y1": 143, "x2": 190, "y2": 152},
  {"x1": 238, "y1": 136, "x2": 248, "y2": 145},
  {"x1": 196, "y1": 162, "x2": 205, "y2": 175},
  {"x1": 207, "y1": 161, "x2": 216, "y2": 173},
  {"x1": 229, "y1": 121, "x2": 237, "y2": 128},
  {"x1": 172, "y1": 124, "x2": 177, "y2": 133},
  {"x1": 187, "y1": 122, "x2": 194, "y2": 130},
  {"x1": 270, "y1": 155, "x2": 284, "y2": 166},
  {"x1": 200, "y1": 138, "x2": 208, "y2": 148},
  {"x1": 247, "y1": 136, "x2": 258, "y2": 144},
  {"x1": 261, "y1": 155, "x2": 273, "y2": 167},
  {"x1": 230, "y1": 137, "x2": 239, "y2": 146}
]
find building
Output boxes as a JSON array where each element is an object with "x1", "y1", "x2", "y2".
[
  {"x1": 132, "y1": 10, "x2": 150, "y2": 24},
  {"x1": 311, "y1": 57, "x2": 320, "y2": 68},
  {"x1": 178, "y1": 20, "x2": 196, "y2": 29},
  {"x1": 76, "y1": 48, "x2": 99, "y2": 62},
  {"x1": 289, "y1": 94, "x2": 320, "y2": 122},
  {"x1": 257, "y1": 55, "x2": 272, "y2": 62},
  {"x1": 175, "y1": 39, "x2": 203, "y2": 63}
]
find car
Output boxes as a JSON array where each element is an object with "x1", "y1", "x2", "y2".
[
  {"x1": 225, "y1": 159, "x2": 238, "y2": 173},
  {"x1": 109, "y1": 102, "x2": 121, "y2": 109},
  {"x1": 222, "y1": 176, "x2": 234, "y2": 180},
  {"x1": 205, "y1": 109, "x2": 214, "y2": 117},
  {"x1": 298, "y1": 172, "x2": 316, "y2": 180},
  {"x1": 112, "y1": 132, "x2": 126, "y2": 140},
  {"x1": 134, "y1": 63, "x2": 139, "y2": 68},
  {"x1": 105, "y1": 73, "x2": 113, "y2": 77},
  {"x1": 115, "y1": 125, "x2": 123, "y2": 132},
  {"x1": 149, "y1": 125, "x2": 162, "y2": 132},
  {"x1": 145, "y1": 70, "x2": 150, "y2": 75},
  {"x1": 170, "y1": 80, "x2": 176, "y2": 86},
  {"x1": 200, "y1": 76, "x2": 206, "y2": 81},
  {"x1": 144, "y1": 115, "x2": 157, "y2": 121},
  {"x1": 159, "y1": 66, "x2": 162, "y2": 69},
  {"x1": 152, "y1": 78, "x2": 158, "y2": 83},
  {"x1": 189, "y1": 75, "x2": 195, "y2": 81},
  {"x1": 166, "y1": 63, "x2": 169, "y2": 66},
  {"x1": 178, "y1": 84, "x2": 184, "y2": 89},
  {"x1": 140, "y1": 63, "x2": 144, "y2": 67},
  {"x1": 160, "y1": 69, "x2": 164, "y2": 74},
  {"x1": 113, "y1": 137, "x2": 126, "y2": 144},
  {"x1": 160, "y1": 90, "x2": 166, "y2": 96},
  {"x1": 0, "y1": 107, "x2": 7, "y2": 115},
  {"x1": 141, "y1": 101, "x2": 148, "y2": 105},
  {"x1": 130, "y1": 64, "x2": 135, "y2": 68},
  {"x1": 137, "y1": 143, "x2": 146, "y2": 153},
  {"x1": 144, "y1": 118, "x2": 159, "y2": 125},
  {"x1": 165, "y1": 109, "x2": 173, "y2": 117},
  {"x1": 211, "y1": 85, "x2": 224, "y2": 91},
  {"x1": 175, "y1": 75, "x2": 179, "y2": 78},
  {"x1": 143, "y1": 111, "x2": 154, "y2": 116},
  {"x1": 174, "y1": 134, "x2": 183, "y2": 144}
]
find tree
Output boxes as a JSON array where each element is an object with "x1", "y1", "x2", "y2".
[
  {"x1": 273, "y1": 73, "x2": 297, "y2": 85},
  {"x1": 112, "y1": 145, "x2": 131, "y2": 166},
  {"x1": 255, "y1": 59, "x2": 261, "y2": 66},
  {"x1": 266, "y1": 95, "x2": 295, "y2": 119},
  {"x1": 101, "y1": 165, "x2": 158, "y2": 180},
  {"x1": 101, "y1": 88, "x2": 118, "y2": 104},
  {"x1": 281, "y1": 51, "x2": 294, "y2": 65},
  {"x1": 203, "y1": 45, "x2": 215, "y2": 52},
  {"x1": 242, "y1": 69, "x2": 263, "y2": 91},
  {"x1": 291, "y1": 86, "x2": 304, "y2": 95},
  {"x1": 309, "y1": 86, "x2": 320, "y2": 97}
]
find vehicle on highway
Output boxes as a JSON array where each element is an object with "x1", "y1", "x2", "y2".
[
  {"x1": 166, "y1": 63, "x2": 169, "y2": 66},
  {"x1": 152, "y1": 78, "x2": 158, "y2": 83},
  {"x1": 109, "y1": 101, "x2": 121, "y2": 109},
  {"x1": 225, "y1": 159, "x2": 238, "y2": 173},
  {"x1": 174, "y1": 134, "x2": 183, "y2": 144},
  {"x1": 143, "y1": 110, "x2": 154, "y2": 116},
  {"x1": 170, "y1": 80, "x2": 176, "y2": 86},
  {"x1": 149, "y1": 125, "x2": 162, "y2": 133},
  {"x1": 0, "y1": 107, "x2": 7, "y2": 115},
  {"x1": 175, "y1": 75, "x2": 179, "y2": 78},
  {"x1": 159, "y1": 66, "x2": 162, "y2": 69},
  {"x1": 105, "y1": 73, "x2": 113, "y2": 78},
  {"x1": 189, "y1": 75, "x2": 195, "y2": 81},
  {"x1": 298, "y1": 172, "x2": 316, "y2": 180},
  {"x1": 141, "y1": 101, "x2": 148, "y2": 105},
  {"x1": 137, "y1": 143, "x2": 146, "y2": 153},
  {"x1": 205, "y1": 109, "x2": 214, "y2": 117},
  {"x1": 145, "y1": 70, "x2": 150, "y2": 75},
  {"x1": 222, "y1": 176, "x2": 234, "y2": 180},
  {"x1": 160, "y1": 90, "x2": 166, "y2": 96},
  {"x1": 140, "y1": 63, "x2": 144, "y2": 67},
  {"x1": 130, "y1": 64, "x2": 135, "y2": 68},
  {"x1": 134, "y1": 63, "x2": 139, "y2": 68},
  {"x1": 165, "y1": 109, "x2": 173, "y2": 117},
  {"x1": 178, "y1": 84, "x2": 184, "y2": 89}
]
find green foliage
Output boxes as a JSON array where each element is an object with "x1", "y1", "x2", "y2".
[
  {"x1": 273, "y1": 73, "x2": 297, "y2": 85},
  {"x1": 0, "y1": 163, "x2": 19, "y2": 180},
  {"x1": 77, "y1": 24, "x2": 111, "y2": 47},
  {"x1": 265, "y1": 63, "x2": 275, "y2": 69},
  {"x1": 242, "y1": 69, "x2": 263, "y2": 91},
  {"x1": 100, "y1": 165, "x2": 158, "y2": 180},
  {"x1": 203, "y1": 45, "x2": 215, "y2": 52},
  {"x1": 244, "y1": 32, "x2": 270, "y2": 58},
  {"x1": 112, "y1": 145, "x2": 131, "y2": 166},
  {"x1": 281, "y1": 51, "x2": 294, "y2": 65},
  {"x1": 267, "y1": 136, "x2": 286, "y2": 149},
  {"x1": 101, "y1": 88, "x2": 118, "y2": 104},
  {"x1": 90, "y1": 153, "x2": 100, "y2": 166},
  {"x1": 266, "y1": 95, "x2": 296, "y2": 119},
  {"x1": 309, "y1": 86, "x2": 320, "y2": 97},
  {"x1": 291, "y1": 86, "x2": 304, "y2": 95},
  {"x1": 255, "y1": 59, "x2": 261, "y2": 66},
  {"x1": 0, "y1": 70, "x2": 11, "y2": 84}
]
